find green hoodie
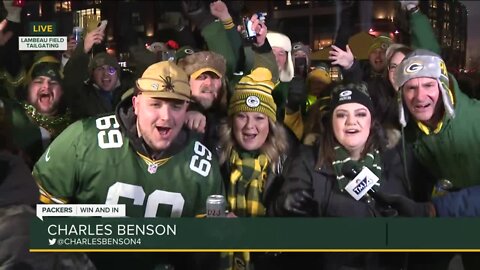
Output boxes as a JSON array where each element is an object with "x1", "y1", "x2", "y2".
[{"x1": 405, "y1": 76, "x2": 480, "y2": 188}]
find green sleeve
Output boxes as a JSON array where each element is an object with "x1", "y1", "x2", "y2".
[
  {"x1": 201, "y1": 21, "x2": 237, "y2": 77},
  {"x1": 251, "y1": 42, "x2": 279, "y2": 83},
  {"x1": 225, "y1": 26, "x2": 243, "y2": 73},
  {"x1": 410, "y1": 11, "x2": 441, "y2": 55},
  {"x1": 33, "y1": 120, "x2": 84, "y2": 204}
]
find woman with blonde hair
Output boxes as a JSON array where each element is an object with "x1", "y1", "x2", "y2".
[{"x1": 216, "y1": 67, "x2": 300, "y2": 269}]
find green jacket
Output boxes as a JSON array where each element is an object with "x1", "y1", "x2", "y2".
[
  {"x1": 405, "y1": 76, "x2": 480, "y2": 188},
  {"x1": 3, "y1": 99, "x2": 72, "y2": 166},
  {"x1": 410, "y1": 11, "x2": 441, "y2": 54}
]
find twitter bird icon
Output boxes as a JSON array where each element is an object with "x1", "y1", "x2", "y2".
[{"x1": 48, "y1": 238, "x2": 56, "y2": 245}]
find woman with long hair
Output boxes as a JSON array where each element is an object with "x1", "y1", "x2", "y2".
[
  {"x1": 273, "y1": 82, "x2": 435, "y2": 269},
  {"x1": 217, "y1": 67, "x2": 302, "y2": 269}
]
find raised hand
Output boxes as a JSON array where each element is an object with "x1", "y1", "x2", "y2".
[
  {"x1": 83, "y1": 27, "x2": 105, "y2": 54},
  {"x1": 329, "y1": 44, "x2": 354, "y2": 69},
  {"x1": 210, "y1": 0, "x2": 231, "y2": 22}
]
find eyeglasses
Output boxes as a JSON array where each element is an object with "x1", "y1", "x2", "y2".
[
  {"x1": 95, "y1": 66, "x2": 117, "y2": 75},
  {"x1": 388, "y1": 64, "x2": 398, "y2": 72}
]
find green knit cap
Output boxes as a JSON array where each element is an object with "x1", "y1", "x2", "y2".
[{"x1": 228, "y1": 68, "x2": 277, "y2": 122}]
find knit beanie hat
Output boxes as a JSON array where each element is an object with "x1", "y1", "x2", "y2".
[
  {"x1": 394, "y1": 49, "x2": 455, "y2": 127},
  {"x1": 307, "y1": 67, "x2": 331, "y2": 87},
  {"x1": 330, "y1": 82, "x2": 374, "y2": 115},
  {"x1": 177, "y1": 50, "x2": 226, "y2": 80},
  {"x1": 267, "y1": 32, "x2": 294, "y2": 82},
  {"x1": 175, "y1": 45, "x2": 199, "y2": 64},
  {"x1": 368, "y1": 36, "x2": 392, "y2": 56},
  {"x1": 26, "y1": 56, "x2": 63, "y2": 85},
  {"x1": 228, "y1": 67, "x2": 277, "y2": 122},
  {"x1": 88, "y1": 52, "x2": 120, "y2": 73}
]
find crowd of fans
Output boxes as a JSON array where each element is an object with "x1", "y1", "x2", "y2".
[{"x1": 1, "y1": 0, "x2": 480, "y2": 269}]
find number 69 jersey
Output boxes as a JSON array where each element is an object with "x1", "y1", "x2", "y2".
[{"x1": 33, "y1": 114, "x2": 225, "y2": 218}]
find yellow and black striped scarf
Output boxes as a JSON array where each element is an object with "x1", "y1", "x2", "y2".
[
  {"x1": 228, "y1": 149, "x2": 269, "y2": 217},
  {"x1": 222, "y1": 149, "x2": 269, "y2": 270}
]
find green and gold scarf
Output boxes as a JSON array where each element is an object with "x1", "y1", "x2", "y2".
[
  {"x1": 332, "y1": 145, "x2": 382, "y2": 191},
  {"x1": 228, "y1": 149, "x2": 269, "y2": 217},
  {"x1": 222, "y1": 149, "x2": 270, "y2": 270}
]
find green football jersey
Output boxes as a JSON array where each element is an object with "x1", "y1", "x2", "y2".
[{"x1": 33, "y1": 114, "x2": 224, "y2": 217}]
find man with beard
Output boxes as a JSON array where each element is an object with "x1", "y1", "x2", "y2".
[
  {"x1": 33, "y1": 60, "x2": 224, "y2": 269},
  {"x1": 3, "y1": 55, "x2": 73, "y2": 166},
  {"x1": 177, "y1": 49, "x2": 228, "y2": 150}
]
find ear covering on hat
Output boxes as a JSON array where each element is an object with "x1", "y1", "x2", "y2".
[
  {"x1": 394, "y1": 49, "x2": 455, "y2": 127},
  {"x1": 330, "y1": 82, "x2": 374, "y2": 115},
  {"x1": 229, "y1": 67, "x2": 277, "y2": 122},
  {"x1": 178, "y1": 51, "x2": 226, "y2": 80},
  {"x1": 267, "y1": 32, "x2": 294, "y2": 82},
  {"x1": 368, "y1": 36, "x2": 392, "y2": 56},
  {"x1": 136, "y1": 61, "x2": 191, "y2": 102}
]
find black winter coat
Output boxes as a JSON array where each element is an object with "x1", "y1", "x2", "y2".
[{"x1": 274, "y1": 141, "x2": 435, "y2": 270}]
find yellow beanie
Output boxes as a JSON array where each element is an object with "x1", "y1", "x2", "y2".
[
  {"x1": 307, "y1": 68, "x2": 331, "y2": 85},
  {"x1": 228, "y1": 68, "x2": 277, "y2": 122}
]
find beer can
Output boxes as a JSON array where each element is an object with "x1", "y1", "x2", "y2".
[
  {"x1": 206, "y1": 195, "x2": 227, "y2": 217},
  {"x1": 432, "y1": 179, "x2": 453, "y2": 198},
  {"x1": 73, "y1": 27, "x2": 83, "y2": 43}
]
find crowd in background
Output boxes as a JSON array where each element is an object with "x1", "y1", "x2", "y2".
[{"x1": 1, "y1": 0, "x2": 480, "y2": 269}]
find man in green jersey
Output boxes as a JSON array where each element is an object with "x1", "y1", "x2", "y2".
[{"x1": 33, "y1": 61, "x2": 225, "y2": 269}]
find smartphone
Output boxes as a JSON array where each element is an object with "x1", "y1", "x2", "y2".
[
  {"x1": 97, "y1": 20, "x2": 108, "y2": 32},
  {"x1": 243, "y1": 17, "x2": 256, "y2": 42}
]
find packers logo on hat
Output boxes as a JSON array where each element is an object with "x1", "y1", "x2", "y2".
[
  {"x1": 405, "y1": 63, "x2": 424, "y2": 73},
  {"x1": 339, "y1": 90, "x2": 352, "y2": 101},
  {"x1": 246, "y1": 96, "x2": 260, "y2": 108},
  {"x1": 229, "y1": 68, "x2": 277, "y2": 122},
  {"x1": 184, "y1": 48, "x2": 194, "y2": 55}
]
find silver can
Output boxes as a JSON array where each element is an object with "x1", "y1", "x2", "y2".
[
  {"x1": 206, "y1": 195, "x2": 227, "y2": 217},
  {"x1": 432, "y1": 179, "x2": 453, "y2": 198},
  {"x1": 73, "y1": 27, "x2": 83, "y2": 43}
]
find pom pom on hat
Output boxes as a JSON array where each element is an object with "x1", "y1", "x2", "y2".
[{"x1": 229, "y1": 68, "x2": 277, "y2": 122}]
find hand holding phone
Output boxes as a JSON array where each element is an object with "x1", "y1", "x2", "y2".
[
  {"x1": 97, "y1": 20, "x2": 108, "y2": 32},
  {"x1": 243, "y1": 17, "x2": 256, "y2": 42}
]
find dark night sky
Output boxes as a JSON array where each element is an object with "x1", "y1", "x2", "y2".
[{"x1": 462, "y1": 1, "x2": 480, "y2": 64}]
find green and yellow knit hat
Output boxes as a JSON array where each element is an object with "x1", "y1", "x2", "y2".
[
  {"x1": 26, "y1": 55, "x2": 63, "y2": 85},
  {"x1": 228, "y1": 68, "x2": 277, "y2": 122},
  {"x1": 368, "y1": 35, "x2": 392, "y2": 56}
]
